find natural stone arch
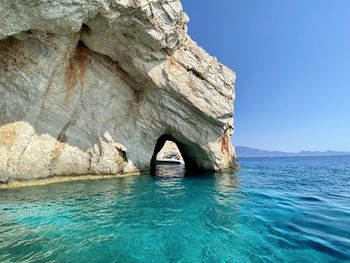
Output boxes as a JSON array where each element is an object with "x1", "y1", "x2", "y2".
[
  {"x1": 0, "y1": 0, "x2": 238, "y2": 183},
  {"x1": 150, "y1": 134, "x2": 208, "y2": 173}
]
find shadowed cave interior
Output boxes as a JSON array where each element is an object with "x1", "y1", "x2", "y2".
[{"x1": 150, "y1": 134, "x2": 200, "y2": 174}]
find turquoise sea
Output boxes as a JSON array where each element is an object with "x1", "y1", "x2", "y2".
[{"x1": 0, "y1": 156, "x2": 350, "y2": 262}]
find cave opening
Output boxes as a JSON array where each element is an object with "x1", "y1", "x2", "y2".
[{"x1": 150, "y1": 134, "x2": 199, "y2": 176}]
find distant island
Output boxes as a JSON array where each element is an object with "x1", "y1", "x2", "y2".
[{"x1": 236, "y1": 146, "x2": 350, "y2": 158}]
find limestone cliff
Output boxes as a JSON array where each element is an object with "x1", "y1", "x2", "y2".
[{"x1": 0, "y1": 0, "x2": 237, "y2": 182}]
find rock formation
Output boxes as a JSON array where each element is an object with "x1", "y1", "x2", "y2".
[
  {"x1": 156, "y1": 141, "x2": 183, "y2": 161},
  {"x1": 0, "y1": 0, "x2": 237, "y2": 182}
]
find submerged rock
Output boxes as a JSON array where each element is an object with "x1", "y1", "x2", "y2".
[{"x1": 0, "y1": 0, "x2": 237, "y2": 181}]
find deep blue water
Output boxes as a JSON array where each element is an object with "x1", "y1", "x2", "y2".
[{"x1": 0, "y1": 156, "x2": 350, "y2": 262}]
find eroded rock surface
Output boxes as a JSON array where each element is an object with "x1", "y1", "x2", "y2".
[
  {"x1": 157, "y1": 141, "x2": 183, "y2": 161},
  {"x1": 0, "y1": 0, "x2": 237, "y2": 182}
]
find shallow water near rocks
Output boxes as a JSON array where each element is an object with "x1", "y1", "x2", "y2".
[{"x1": 0, "y1": 156, "x2": 350, "y2": 262}]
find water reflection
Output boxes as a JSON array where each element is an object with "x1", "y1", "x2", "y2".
[
  {"x1": 213, "y1": 170, "x2": 241, "y2": 207},
  {"x1": 214, "y1": 171, "x2": 240, "y2": 194},
  {"x1": 153, "y1": 164, "x2": 187, "y2": 178}
]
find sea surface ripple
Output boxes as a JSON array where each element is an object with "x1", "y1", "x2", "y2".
[{"x1": 0, "y1": 156, "x2": 349, "y2": 262}]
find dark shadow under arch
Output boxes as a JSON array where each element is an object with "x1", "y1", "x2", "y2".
[{"x1": 150, "y1": 134, "x2": 200, "y2": 173}]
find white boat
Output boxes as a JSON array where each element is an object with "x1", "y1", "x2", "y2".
[{"x1": 155, "y1": 158, "x2": 184, "y2": 165}]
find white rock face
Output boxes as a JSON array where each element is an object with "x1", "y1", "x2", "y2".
[
  {"x1": 157, "y1": 141, "x2": 183, "y2": 161},
  {"x1": 0, "y1": 0, "x2": 237, "y2": 182}
]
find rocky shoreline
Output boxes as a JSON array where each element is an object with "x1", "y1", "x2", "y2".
[{"x1": 0, "y1": 172, "x2": 141, "y2": 190}]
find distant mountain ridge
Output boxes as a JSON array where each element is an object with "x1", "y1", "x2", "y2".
[{"x1": 236, "y1": 146, "x2": 350, "y2": 158}]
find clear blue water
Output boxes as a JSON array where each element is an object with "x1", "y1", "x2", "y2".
[{"x1": 1, "y1": 156, "x2": 350, "y2": 262}]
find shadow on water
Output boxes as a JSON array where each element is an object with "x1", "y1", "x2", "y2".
[
  {"x1": 151, "y1": 164, "x2": 187, "y2": 178},
  {"x1": 151, "y1": 163, "x2": 240, "y2": 182},
  {"x1": 151, "y1": 164, "x2": 241, "y2": 205}
]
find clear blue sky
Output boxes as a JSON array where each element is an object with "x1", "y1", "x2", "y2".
[{"x1": 182, "y1": 0, "x2": 350, "y2": 152}]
